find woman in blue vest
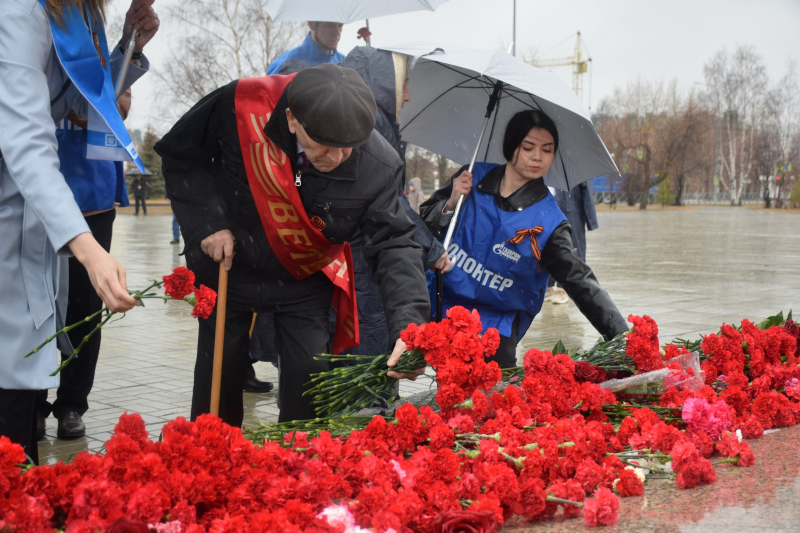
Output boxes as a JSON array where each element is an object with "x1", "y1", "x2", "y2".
[
  {"x1": 420, "y1": 110, "x2": 628, "y2": 368},
  {"x1": 0, "y1": 0, "x2": 158, "y2": 463}
]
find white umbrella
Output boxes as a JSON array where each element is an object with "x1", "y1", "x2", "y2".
[{"x1": 262, "y1": 0, "x2": 451, "y2": 24}]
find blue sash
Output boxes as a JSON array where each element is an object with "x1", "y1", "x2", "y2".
[
  {"x1": 39, "y1": 0, "x2": 144, "y2": 172},
  {"x1": 428, "y1": 163, "x2": 566, "y2": 341}
]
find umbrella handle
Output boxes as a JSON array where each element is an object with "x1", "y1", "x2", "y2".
[
  {"x1": 114, "y1": 28, "x2": 138, "y2": 99},
  {"x1": 210, "y1": 261, "x2": 229, "y2": 417},
  {"x1": 435, "y1": 268, "x2": 444, "y2": 322}
]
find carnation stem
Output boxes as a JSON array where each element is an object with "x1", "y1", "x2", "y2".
[{"x1": 546, "y1": 494, "x2": 584, "y2": 507}]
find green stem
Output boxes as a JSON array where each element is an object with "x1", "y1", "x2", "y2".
[{"x1": 546, "y1": 494, "x2": 584, "y2": 507}]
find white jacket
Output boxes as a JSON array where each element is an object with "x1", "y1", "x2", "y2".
[{"x1": 0, "y1": 0, "x2": 147, "y2": 389}]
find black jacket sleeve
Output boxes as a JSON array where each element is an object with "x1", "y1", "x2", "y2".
[
  {"x1": 541, "y1": 221, "x2": 628, "y2": 340},
  {"x1": 419, "y1": 165, "x2": 468, "y2": 238},
  {"x1": 154, "y1": 86, "x2": 231, "y2": 249},
  {"x1": 360, "y1": 162, "x2": 430, "y2": 342}
]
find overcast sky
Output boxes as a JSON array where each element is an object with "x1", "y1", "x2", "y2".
[{"x1": 111, "y1": 0, "x2": 800, "y2": 133}]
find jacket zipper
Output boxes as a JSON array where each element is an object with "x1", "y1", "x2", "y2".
[{"x1": 295, "y1": 171, "x2": 302, "y2": 187}]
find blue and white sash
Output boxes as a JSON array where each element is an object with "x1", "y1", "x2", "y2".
[{"x1": 39, "y1": 0, "x2": 143, "y2": 172}]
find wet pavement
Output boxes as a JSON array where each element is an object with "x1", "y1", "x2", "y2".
[{"x1": 36, "y1": 207, "x2": 799, "y2": 531}]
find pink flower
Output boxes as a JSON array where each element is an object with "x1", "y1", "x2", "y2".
[
  {"x1": 317, "y1": 504, "x2": 356, "y2": 529},
  {"x1": 681, "y1": 398, "x2": 731, "y2": 439}
]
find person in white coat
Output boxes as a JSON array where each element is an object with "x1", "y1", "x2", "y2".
[{"x1": 0, "y1": 0, "x2": 159, "y2": 463}]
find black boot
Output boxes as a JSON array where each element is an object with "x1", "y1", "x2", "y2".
[
  {"x1": 57, "y1": 411, "x2": 85, "y2": 439},
  {"x1": 36, "y1": 412, "x2": 46, "y2": 441},
  {"x1": 243, "y1": 363, "x2": 274, "y2": 393}
]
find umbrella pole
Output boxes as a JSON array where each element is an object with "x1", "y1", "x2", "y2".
[
  {"x1": 210, "y1": 262, "x2": 229, "y2": 417},
  {"x1": 436, "y1": 81, "x2": 504, "y2": 320},
  {"x1": 115, "y1": 28, "x2": 138, "y2": 99}
]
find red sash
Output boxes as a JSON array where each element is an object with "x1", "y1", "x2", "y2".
[{"x1": 234, "y1": 75, "x2": 359, "y2": 354}]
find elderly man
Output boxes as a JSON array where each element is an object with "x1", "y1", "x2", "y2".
[
  {"x1": 155, "y1": 64, "x2": 429, "y2": 425},
  {"x1": 267, "y1": 21, "x2": 344, "y2": 75}
]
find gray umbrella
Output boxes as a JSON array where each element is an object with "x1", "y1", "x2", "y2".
[
  {"x1": 381, "y1": 42, "x2": 617, "y2": 318},
  {"x1": 383, "y1": 42, "x2": 617, "y2": 196}
]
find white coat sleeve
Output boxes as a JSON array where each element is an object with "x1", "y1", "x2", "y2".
[{"x1": 0, "y1": 2, "x2": 90, "y2": 253}]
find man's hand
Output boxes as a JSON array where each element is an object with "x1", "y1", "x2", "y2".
[
  {"x1": 387, "y1": 338, "x2": 426, "y2": 380},
  {"x1": 123, "y1": 0, "x2": 160, "y2": 53},
  {"x1": 433, "y1": 251, "x2": 452, "y2": 272},
  {"x1": 69, "y1": 233, "x2": 139, "y2": 313},
  {"x1": 201, "y1": 229, "x2": 235, "y2": 271},
  {"x1": 445, "y1": 170, "x2": 473, "y2": 212}
]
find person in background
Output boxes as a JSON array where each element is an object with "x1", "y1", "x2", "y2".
[
  {"x1": 0, "y1": 0, "x2": 157, "y2": 464},
  {"x1": 545, "y1": 182, "x2": 598, "y2": 305},
  {"x1": 133, "y1": 172, "x2": 147, "y2": 215},
  {"x1": 35, "y1": 90, "x2": 133, "y2": 441},
  {"x1": 266, "y1": 21, "x2": 344, "y2": 75},
  {"x1": 406, "y1": 177, "x2": 425, "y2": 214},
  {"x1": 421, "y1": 110, "x2": 626, "y2": 369}
]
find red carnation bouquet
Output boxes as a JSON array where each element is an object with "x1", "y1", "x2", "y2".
[
  {"x1": 306, "y1": 307, "x2": 502, "y2": 417},
  {"x1": 23, "y1": 267, "x2": 216, "y2": 375}
]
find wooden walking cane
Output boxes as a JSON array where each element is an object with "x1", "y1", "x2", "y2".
[{"x1": 210, "y1": 261, "x2": 229, "y2": 416}]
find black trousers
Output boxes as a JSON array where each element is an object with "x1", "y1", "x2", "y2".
[
  {"x1": 134, "y1": 195, "x2": 147, "y2": 214},
  {"x1": 187, "y1": 248, "x2": 334, "y2": 426},
  {"x1": 36, "y1": 209, "x2": 115, "y2": 419},
  {"x1": 0, "y1": 389, "x2": 39, "y2": 465},
  {"x1": 485, "y1": 314, "x2": 520, "y2": 369}
]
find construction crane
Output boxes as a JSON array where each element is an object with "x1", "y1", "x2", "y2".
[{"x1": 530, "y1": 32, "x2": 591, "y2": 107}]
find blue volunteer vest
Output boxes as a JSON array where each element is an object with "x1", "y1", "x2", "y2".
[
  {"x1": 40, "y1": 0, "x2": 144, "y2": 172},
  {"x1": 56, "y1": 120, "x2": 130, "y2": 212},
  {"x1": 428, "y1": 163, "x2": 566, "y2": 341}
]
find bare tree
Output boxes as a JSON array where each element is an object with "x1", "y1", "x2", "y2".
[
  {"x1": 703, "y1": 46, "x2": 769, "y2": 205},
  {"x1": 599, "y1": 77, "x2": 669, "y2": 209},
  {"x1": 654, "y1": 87, "x2": 715, "y2": 205},
  {"x1": 154, "y1": 0, "x2": 304, "y2": 128}
]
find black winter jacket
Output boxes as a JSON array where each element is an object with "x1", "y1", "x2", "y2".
[
  {"x1": 340, "y1": 46, "x2": 447, "y2": 270},
  {"x1": 154, "y1": 80, "x2": 430, "y2": 341}
]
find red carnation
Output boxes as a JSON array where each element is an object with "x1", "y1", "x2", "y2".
[
  {"x1": 190, "y1": 284, "x2": 217, "y2": 319},
  {"x1": 675, "y1": 457, "x2": 716, "y2": 489},
  {"x1": 583, "y1": 487, "x2": 619, "y2": 527},
  {"x1": 433, "y1": 509, "x2": 498, "y2": 533},
  {"x1": 739, "y1": 415, "x2": 764, "y2": 439},
  {"x1": 615, "y1": 468, "x2": 644, "y2": 497},
  {"x1": 162, "y1": 266, "x2": 196, "y2": 300},
  {"x1": 737, "y1": 441, "x2": 755, "y2": 466}
]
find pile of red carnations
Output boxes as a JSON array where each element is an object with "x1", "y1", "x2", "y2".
[{"x1": 2, "y1": 308, "x2": 798, "y2": 533}]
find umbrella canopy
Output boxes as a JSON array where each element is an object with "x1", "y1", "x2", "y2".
[
  {"x1": 381, "y1": 42, "x2": 617, "y2": 192},
  {"x1": 263, "y1": 0, "x2": 451, "y2": 24}
]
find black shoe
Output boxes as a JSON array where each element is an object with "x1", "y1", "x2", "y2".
[
  {"x1": 57, "y1": 411, "x2": 85, "y2": 439},
  {"x1": 36, "y1": 413, "x2": 46, "y2": 441},
  {"x1": 243, "y1": 375, "x2": 274, "y2": 393},
  {"x1": 170, "y1": 238, "x2": 180, "y2": 244}
]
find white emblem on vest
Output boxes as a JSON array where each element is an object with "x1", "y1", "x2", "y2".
[{"x1": 492, "y1": 242, "x2": 521, "y2": 263}]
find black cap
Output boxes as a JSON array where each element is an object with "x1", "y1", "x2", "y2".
[{"x1": 287, "y1": 63, "x2": 377, "y2": 148}]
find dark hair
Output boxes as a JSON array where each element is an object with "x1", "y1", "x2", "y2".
[{"x1": 502, "y1": 109, "x2": 559, "y2": 162}]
